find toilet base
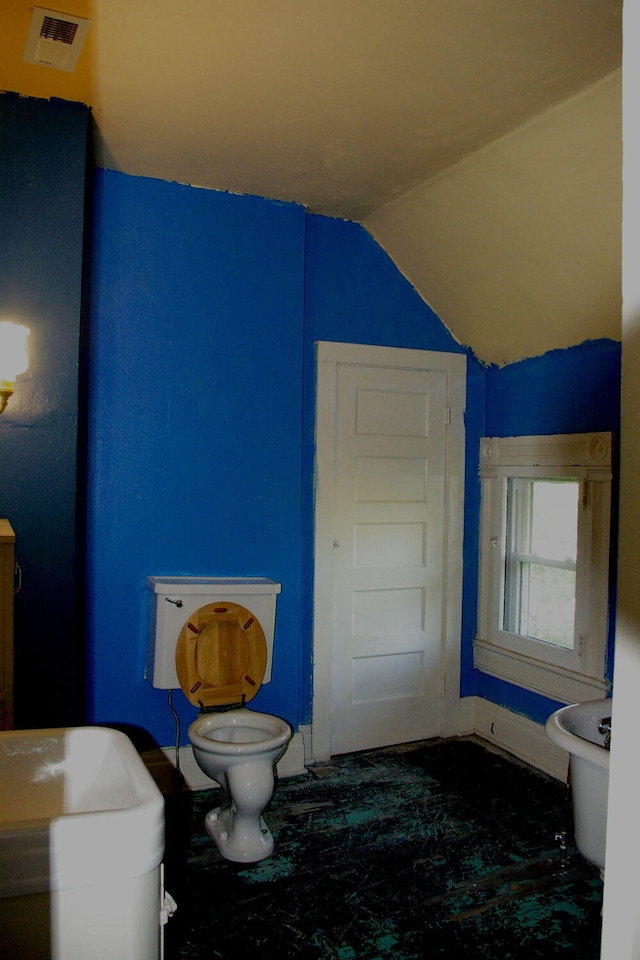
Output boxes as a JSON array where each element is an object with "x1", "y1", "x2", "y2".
[{"x1": 204, "y1": 806, "x2": 275, "y2": 863}]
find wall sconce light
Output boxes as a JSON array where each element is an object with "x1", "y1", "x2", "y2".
[{"x1": 0, "y1": 322, "x2": 30, "y2": 414}]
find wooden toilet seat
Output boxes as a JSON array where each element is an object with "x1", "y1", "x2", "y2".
[{"x1": 175, "y1": 602, "x2": 267, "y2": 708}]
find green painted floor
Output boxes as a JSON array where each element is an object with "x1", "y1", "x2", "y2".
[{"x1": 163, "y1": 737, "x2": 603, "y2": 960}]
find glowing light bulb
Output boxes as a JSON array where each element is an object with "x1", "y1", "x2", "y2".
[{"x1": 0, "y1": 322, "x2": 30, "y2": 414}]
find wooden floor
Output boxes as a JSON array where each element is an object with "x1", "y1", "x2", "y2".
[{"x1": 163, "y1": 737, "x2": 603, "y2": 960}]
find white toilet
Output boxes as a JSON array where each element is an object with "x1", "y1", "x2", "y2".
[{"x1": 147, "y1": 577, "x2": 292, "y2": 863}]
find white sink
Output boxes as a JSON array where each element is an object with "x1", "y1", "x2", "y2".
[{"x1": 0, "y1": 726, "x2": 166, "y2": 959}]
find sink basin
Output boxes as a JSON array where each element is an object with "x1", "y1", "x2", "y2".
[{"x1": 0, "y1": 726, "x2": 166, "y2": 960}]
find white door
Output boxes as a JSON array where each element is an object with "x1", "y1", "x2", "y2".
[{"x1": 313, "y1": 342, "x2": 466, "y2": 759}]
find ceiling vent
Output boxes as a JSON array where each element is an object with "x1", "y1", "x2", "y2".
[{"x1": 23, "y1": 7, "x2": 91, "y2": 72}]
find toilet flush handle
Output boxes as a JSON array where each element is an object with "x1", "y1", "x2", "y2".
[{"x1": 165, "y1": 597, "x2": 183, "y2": 607}]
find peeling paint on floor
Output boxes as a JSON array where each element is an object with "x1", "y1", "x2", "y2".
[{"x1": 163, "y1": 737, "x2": 602, "y2": 959}]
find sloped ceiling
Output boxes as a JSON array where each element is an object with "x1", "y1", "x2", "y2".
[
  {"x1": 365, "y1": 72, "x2": 622, "y2": 363},
  {"x1": 0, "y1": 0, "x2": 623, "y2": 363}
]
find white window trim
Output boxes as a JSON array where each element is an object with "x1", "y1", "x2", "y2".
[{"x1": 474, "y1": 432, "x2": 612, "y2": 704}]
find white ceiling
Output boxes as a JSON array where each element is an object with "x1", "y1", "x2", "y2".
[
  {"x1": 4, "y1": 0, "x2": 622, "y2": 363},
  {"x1": 91, "y1": 0, "x2": 622, "y2": 222}
]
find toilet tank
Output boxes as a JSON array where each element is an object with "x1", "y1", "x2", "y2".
[{"x1": 146, "y1": 577, "x2": 281, "y2": 690}]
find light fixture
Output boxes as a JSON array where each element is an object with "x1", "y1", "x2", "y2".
[{"x1": 0, "y1": 322, "x2": 30, "y2": 414}]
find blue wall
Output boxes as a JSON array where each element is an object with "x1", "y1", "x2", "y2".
[
  {"x1": 484, "y1": 340, "x2": 621, "y2": 438},
  {"x1": 0, "y1": 93, "x2": 89, "y2": 727},
  {"x1": 87, "y1": 170, "x2": 306, "y2": 747}
]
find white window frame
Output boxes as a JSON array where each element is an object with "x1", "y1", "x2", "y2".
[{"x1": 474, "y1": 433, "x2": 612, "y2": 704}]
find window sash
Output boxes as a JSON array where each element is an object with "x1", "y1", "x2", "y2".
[
  {"x1": 505, "y1": 558, "x2": 577, "y2": 648},
  {"x1": 503, "y1": 477, "x2": 579, "y2": 650}
]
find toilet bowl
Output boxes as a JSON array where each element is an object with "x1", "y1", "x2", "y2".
[
  {"x1": 147, "y1": 577, "x2": 292, "y2": 863},
  {"x1": 188, "y1": 708, "x2": 291, "y2": 862}
]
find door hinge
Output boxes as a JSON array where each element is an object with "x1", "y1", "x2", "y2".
[
  {"x1": 440, "y1": 674, "x2": 446, "y2": 699},
  {"x1": 444, "y1": 403, "x2": 451, "y2": 426}
]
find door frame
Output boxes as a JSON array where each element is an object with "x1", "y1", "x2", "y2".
[{"x1": 311, "y1": 341, "x2": 467, "y2": 762}]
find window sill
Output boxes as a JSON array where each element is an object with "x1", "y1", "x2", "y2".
[{"x1": 473, "y1": 636, "x2": 609, "y2": 704}]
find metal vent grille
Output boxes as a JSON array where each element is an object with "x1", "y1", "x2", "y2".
[
  {"x1": 40, "y1": 16, "x2": 79, "y2": 45},
  {"x1": 23, "y1": 7, "x2": 91, "y2": 72}
]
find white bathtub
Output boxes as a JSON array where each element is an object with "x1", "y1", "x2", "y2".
[
  {"x1": 0, "y1": 726, "x2": 167, "y2": 960},
  {"x1": 545, "y1": 698, "x2": 611, "y2": 872}
]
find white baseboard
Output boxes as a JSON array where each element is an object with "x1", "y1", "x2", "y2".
[
  {"x1": 298, "y1": 698, "x2": 569, "y2": 783},
  {"x1": 449, "y1": 696, "x2": 476, "y2": 737},
  {"x1": 469, "y1": 696, "x2": 570, "y2": 781},
  {"x1": 144, "y1": 730, "x2": 308, "y2": 792},
  {"x1": 298, "y1": 723, "x2": 313, "y2": 762}
]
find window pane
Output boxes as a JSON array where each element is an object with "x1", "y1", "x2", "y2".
[
  {"x1": 523, "y1": 563, "x2": 576, "y2": 648},
  {"x1": 530, "y1": 482, "x2": 578, "y2": 561},
  {"x1": 504, "y1": 479, "x2": 579, "y2": 649}
]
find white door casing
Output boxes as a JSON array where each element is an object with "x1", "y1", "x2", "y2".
[{"x1": 312, "y1": 342, "x2": 467, "y2": 761}]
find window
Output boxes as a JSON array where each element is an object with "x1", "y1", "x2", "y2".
[
  {"x1": 474, "y1": 433, "x2": 612, "y2": 703},
  {"x1": 504, "y1": 478, "x2": 579, "y2": 649}
]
